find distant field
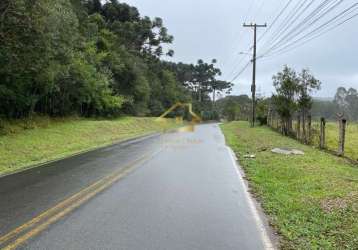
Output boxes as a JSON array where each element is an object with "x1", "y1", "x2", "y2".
[
  {"x1": 311, "y1": 121, "x2": 358, "y2": 161},
  {"x1": 0, "y1": 116, "x2": 178, "y2": 175}
]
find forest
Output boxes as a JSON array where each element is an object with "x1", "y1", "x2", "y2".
[{"x1": 0, "y1": 0, "x2": 232, "y2": 120}]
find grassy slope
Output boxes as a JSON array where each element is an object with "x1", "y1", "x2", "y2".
[
  {"x1": 221, "y1": 121, "x2": 358, "y2": 249},
  {"x1": 0, "y1": 117, "x2": 177, "y2": 175}
]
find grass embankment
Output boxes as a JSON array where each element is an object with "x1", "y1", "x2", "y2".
[
  {"x1": 0, "y1": 116, "x2": 177, "y2": 175},
  {"x1": 221, "y1": 121, "x2": 358, "y2": 249}
]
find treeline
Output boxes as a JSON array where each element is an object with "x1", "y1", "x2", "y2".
[
  {"x1": 217, "y1": 65, "x2": 358, "y2": 130},
  {"x1": 216, "y1": 95, "x2": 251, "y2": 121},
  {"x1": 0, "y1": 0, "x2": 232, "y2": 119},
  {"x1": 311, "y1": 87, "x2": 358, "y2": 121},
  {"x1": 269, "y1": 66, "x2": 321, "y2": 134},
  {"x1": 218, "y1": 66, "x2": 322, "y2": 132}
]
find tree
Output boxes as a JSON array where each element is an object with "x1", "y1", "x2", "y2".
[
  {"x1": 216, "y1": 95, "x2": 251, "y2": 121},
  {"x1": 346, "y1": 88, "x2": 358, "y2": 120},
  {"x1": 334, "y1": 87, "x2": 358, "y2": 120},
  {"x1": 0, "y1": 0, "x2": 80, "y2": 117},
  {"x1": 192, "y1": 59, "x2": 221, "y2": 102},
  {"x1": 311, "y1": 100, "x2": 337, "y2": 120},
  {"x1": 222, "y1": 98, "x2": 241, "y2": 121},
  {"x1": 272, "y1": 66, "x2": 300, "y2": 135},
  {"x1": 256, "y1": 98, "x2": 270, "y2": 125},
  {"x1": 0, "y1": 0, "x2": 227, "y2": 120},
  {"x1": 210, "y1": 80, "x2": 233, "y2": 105},
  {"x1": 297, "y1": 69, "x2": 321, "y2": 141}
]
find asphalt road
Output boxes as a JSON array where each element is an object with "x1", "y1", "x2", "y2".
[{"x1": 0, "y1": 124, "x2": 273, "y2": 250}]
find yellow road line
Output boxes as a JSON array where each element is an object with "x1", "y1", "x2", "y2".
[
  {"x1": 0, "y1": 176, "x2": 105, "y2": 244},
  {"x1": 0, "y1": 150, "x2": 159, "y2": 249}
]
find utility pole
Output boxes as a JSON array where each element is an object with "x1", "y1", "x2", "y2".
[{"x1": 243, "y1": 23, "x2": 267, "y2": 127}]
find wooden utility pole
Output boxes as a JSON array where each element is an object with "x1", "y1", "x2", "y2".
[{"x1": 243, "y1": 23, "x2": 267, "y2": 127}]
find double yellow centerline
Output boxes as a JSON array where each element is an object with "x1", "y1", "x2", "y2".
[{"x1": 0, "y1": 150, "x2": 160, "y2": 250}]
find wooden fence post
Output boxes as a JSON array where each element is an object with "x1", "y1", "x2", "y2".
[
  {"x1": 319, "y1": 117, "x2": 326, "y2": 149},
  {"x1": 307, "y1": 115, "x2": 312, "y2": 144},
  {"x1": 338, "y1": 118, "x2": 347, "y2": 156}
]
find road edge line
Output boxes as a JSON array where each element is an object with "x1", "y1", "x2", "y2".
[{"x1": 227, "y1": 146, "x2": 276, "y2": 250}]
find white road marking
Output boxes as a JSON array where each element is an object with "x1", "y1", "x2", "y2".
[{"x1": 227, "y1": 146, "x2": 276, "y2": 250}]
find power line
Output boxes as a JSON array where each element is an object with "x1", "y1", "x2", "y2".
[
  {"x1": 256, "y1": 0, "x2": 294, "y2": 44},
  {"x1": 278, "y1": 0, "x2": 342, "y2": 45},
  {"x1": 222, "y1": 0, "x2": 258, "y2": 68},
  {"x1": 268, "y1": 0, "x2": 314, "y2": 47},
  {"x1": 260, "y1": 0, "x2": 307, "y2": 50},
  {"x1": 262, "y1": 0, "x2": 343, "y2": 56},
  {"x1": 226, "y1": 53, "x2": 251, "y2": 80},
  {"x1": 260, "y1": 9, "x2": 358, "y2": 59},
  {"x1": 230, "y1": 61, "x2": 251, "y2": 82},
  {"x1": 261, "y1": 3, "x2": 358, "y2": 57}
]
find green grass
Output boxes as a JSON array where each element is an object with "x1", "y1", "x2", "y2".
[
  {"x1": 221, "y1": 121, "x2": 358, "y2": 249},
  {"x1": 0, "y1": 116, "x2": 178, "y2": 175},
  {"x1": 311, "y1": 122, "x2": 358, "y2": 162}
]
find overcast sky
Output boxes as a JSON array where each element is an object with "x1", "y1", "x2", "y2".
[{"x1": 121, "y1": 0, "x2": 358, "y2": 98}]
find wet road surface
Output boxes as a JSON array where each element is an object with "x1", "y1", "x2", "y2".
[{"x1": 0, "y1": 124, "x2": 272, "y2": 250}]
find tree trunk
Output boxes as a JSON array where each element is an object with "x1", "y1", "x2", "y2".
[
  {"x1": 288, "y1": 117, "x2": 293, "y2": 134},
  {"x1": 212, "y1": 88, "x2": 216, "y2": 108},
  {"x1": 297, "y1": 114, "x2": 301, "y2": 140},
  {"x1": 302, "y1": 109, "x2": 306, "y2": 142}
]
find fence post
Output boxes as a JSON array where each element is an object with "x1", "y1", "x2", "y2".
[
  {"x1": 319, "y1": 117, "x2": 326, "y2": 149},
  {"x1": 268, "y1": 109, "x2": 272, "y2": 127},
  {"x1": 296, "y1": 114, "x2": 301, "y2": 140},
  {"x1": 307, "y1": 115, "x2": 312, "y2": 144},
  {"x1": 338, "y1": 118, "x2": 347, "y2": 156}
]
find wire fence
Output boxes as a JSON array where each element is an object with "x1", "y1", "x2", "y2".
[{"x1": 267, "y1": 113, "x2": 358, "y2": 163}]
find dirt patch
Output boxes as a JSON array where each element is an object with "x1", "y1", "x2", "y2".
[
  {"x1": 321, "y1": 197, "x2": 348, "y2": 213},
  {"x1": 321, "y1": 192, "x2": 358, "y2": 213}
]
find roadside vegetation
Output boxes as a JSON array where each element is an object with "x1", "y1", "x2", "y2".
[
  {"x1": 310, "y1": 121, "x2": 358, "y2": 161},
  {"x1": 0, "y1": 116, "x2": 177, "y2": 175},
  {"x1": 0, "y1": 0, "x2": 233, "y2": 174},
  {"x1": 0, "y1": 0, "x2": 232, "y2": 121},
  {"x1": 221, "y1": 121, "x2": 358, "y2": 249}
]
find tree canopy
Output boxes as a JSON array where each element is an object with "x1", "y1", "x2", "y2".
[
  {"x1": 271, "y1": 66, "x2": 320, "y2": 134},
  {"x1": 0, "y1": 0, "x2": 232, "y2": 120}
]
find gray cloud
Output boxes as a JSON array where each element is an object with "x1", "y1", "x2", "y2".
[{"x1": 122, "y1": 0, "x2": 358, "y2": 97}]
